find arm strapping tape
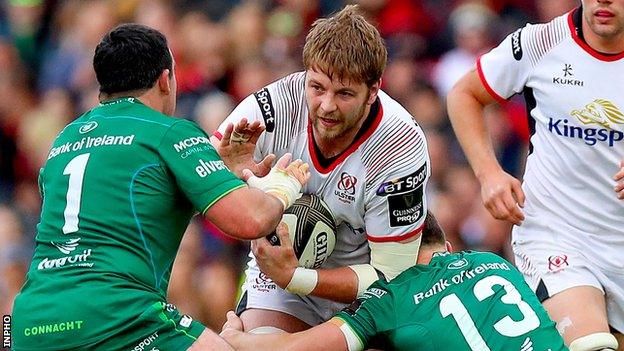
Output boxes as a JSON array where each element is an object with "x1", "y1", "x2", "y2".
[
  {"x1": 246, "y1": 167, "x2": 302, "y2": 210},
  {"x1": 369, "y1": 236, "x2": 421, "y2": 281},
  {"x1": 348, "y1": 264, "x2": 381, "y2": 297}
]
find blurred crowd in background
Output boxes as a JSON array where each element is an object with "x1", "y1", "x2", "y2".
[{"x1": 0, "y1": 0, "x2": 578, "y2": 331}]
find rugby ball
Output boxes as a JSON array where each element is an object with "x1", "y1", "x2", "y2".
[{"x1": 267, "y1": 194, "x2": 336, "y2": 269}]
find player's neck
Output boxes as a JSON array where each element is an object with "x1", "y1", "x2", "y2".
[
  {"x1": 416, "y1": 246, "x2": 447, "y2": 265},
  {"x1": 313, "y1": 101, "x2": 376, "y2": 159},
  {"x1": 315, "y1": 115, "x2": 368, "y2": 158},
  {"x1": 99, "y1": 89, "x2": 147, "y2": 103},
  {"x1": 582, "y1": 17, "x2": 624, "y2": 54},
  {"x1": 100, "y1": 89, "x2": 167, "y2": 115}
]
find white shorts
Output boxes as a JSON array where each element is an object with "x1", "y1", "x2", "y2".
[
  {"x1": 235, "y1": 258, "x2": 347, "y2": 327},
  {"x1": 512, "y1": 223, "x2": 624, "y2": 333}
]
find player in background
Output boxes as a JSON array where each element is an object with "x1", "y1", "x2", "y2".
[
  {"x1": 220, "y1": 212, "x2": 567, "y2": 351},
  {"x1": 211, "y1": 5, "x2": 431, "y2": 333},
  {"x1": 11, "y1": 24, "x2": 309, "y2": 351},
  {"x1": 447, "y1": 0, "x2": 624, "y2": 350}
]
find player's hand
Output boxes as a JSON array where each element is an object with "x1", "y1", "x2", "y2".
[
  {"x1": 614, "y1": 160, "x2": 624, "y2": 200},
  {"x1": 219, "y1": 311, "x2": 245, "y2": 349},
  {"x1": 243, "y1": 153, "x2": 310, "y2": 210},
  {"x1": 252, "y1": 222, "x2": 298, "y2": 289},
  {"x1": 216, "y1": 118, "x2": 275, "y2": 178},
  {"x1": 478, "y1": 169, "x2": 525, "y2": 225},
  {"x1": 275, "y1": 153, "x2": 311, "y2": 187},
  {"x1": 221, "y1": 311, "x2": 244, "y2": 333}
]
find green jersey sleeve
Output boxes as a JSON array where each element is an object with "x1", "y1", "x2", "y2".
[
  {"x1": 334, "y1": 283, "x2": 396, "y2": 351},
  {"x1": 157, "y1": 120, "x2": 245, "y2": 213}
]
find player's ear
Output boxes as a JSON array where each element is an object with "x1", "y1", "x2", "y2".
[
  {"x1": 367, "y1": 79, "x2": 381, "y2": 105},
  {"x1": 445, "y1": 241, "x2": 453, "y2": 253},
  {"x1": 157, "y1": 69, "x2": 171, "y2": 95}
]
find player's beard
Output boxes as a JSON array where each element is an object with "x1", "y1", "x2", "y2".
[{"x1": 311, "y1": 102, "x2": 368, "y2": 141}]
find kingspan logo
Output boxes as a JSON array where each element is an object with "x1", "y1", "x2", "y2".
[
  {"x1": 571, "y1": 99, "x2": 624, "y2": 130},
  {"x1": 548, "y1": 99, "x2": 624, "y2": 147}
]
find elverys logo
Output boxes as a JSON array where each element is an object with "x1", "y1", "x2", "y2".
[
  {"x1": 79, "y1": 121, "x2": 98, "y2": 134},
  {"x1": 571, "y1": 99, "x2": 624, "y2": 130}
]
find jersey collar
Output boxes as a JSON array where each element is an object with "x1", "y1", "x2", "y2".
[
  {"x1": 99, "y1": 96, "x2": 142, "y2": 107},
  {"x1": 567, "y1": 7, "x2": 624, "y2": 61}
]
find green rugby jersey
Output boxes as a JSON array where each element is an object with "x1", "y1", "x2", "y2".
[
  {"x1": 335, "y1": 251, "x2": 567, "y2": 351},
  {"x1": 12, "y1": 97, "x2": 245, "y2": 350}
]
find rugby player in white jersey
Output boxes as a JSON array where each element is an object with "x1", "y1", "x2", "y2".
[
  {"x1": 210, "y1": 5, "x2": 430, "y2": 334},
  {"x1": 448, "y1": 0, "x2": 624, "y2": 350}
]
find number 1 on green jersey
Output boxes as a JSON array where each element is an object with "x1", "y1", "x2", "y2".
[{"x1": 62, "y1": 153, "x2": 90, "y2": 234}]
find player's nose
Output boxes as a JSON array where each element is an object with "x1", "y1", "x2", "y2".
[{"x1": 319, "y1": 94, "x2": 337, "y2": 113}]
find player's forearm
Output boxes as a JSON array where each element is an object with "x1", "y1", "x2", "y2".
[
  {"x1": 310, "y1": 266, "x2": 359, "y2": 303},
  {"x1": 223, "y1": 324, "x2": 345, "y2": 351},
  {"x1": 224, "y1": 332, "x2": 292, "y2": 351},
  {"x1": 205, "y1": 187, "x2": 283, "y2": 240},
  {"x1": 447, "y1": 74, "x2": 502, "y2": 179},
  {"x1": 234, "y1": 188, "x2": 284, "y2": 238}
]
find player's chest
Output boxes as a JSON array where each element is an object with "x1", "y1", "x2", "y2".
[
  {"x1": 529, "y1": 49, "x2": 624, "y2": 134},
  {"x1": 286, "y1": 147, "x2": 368, "y2": 226}
]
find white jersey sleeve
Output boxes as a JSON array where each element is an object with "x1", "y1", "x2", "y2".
[
  {"x1": 362, "y1": 92, "x2": 430, "y2": 243},
  {"x1": 478, "y1": 17, "x2": 569, "y2": 100}
]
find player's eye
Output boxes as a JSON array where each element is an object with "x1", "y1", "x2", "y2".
[{"x1": 339, "y1": 91, "x2": 354, "y2": 97}]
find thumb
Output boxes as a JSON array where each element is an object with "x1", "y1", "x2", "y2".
[
  {"x1": 512, "y1": 180, "x2": 526, "y2": 208},
  {"x1": 241, "y1": 169, "x2": 255, "y2": 182},
  {"x1": 277, "y1": 221, "x2": 292, "y2": 247},
  {"x1": 223, "y1": 311, "x2": 243, "y2": 332},
  {"x1": 258, "y1": 154, "x2": 276, "y2": 177},
  {"x1": 275, "y1": 153, "x2": 293, "y2": 169}
]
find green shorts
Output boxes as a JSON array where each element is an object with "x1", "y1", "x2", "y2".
[
  {"x1": 56, "y1": 302, "x2": 205, "y2": 351},
  {"x1": 90, "y1": 302, "x2": 205, "y2": 351}
]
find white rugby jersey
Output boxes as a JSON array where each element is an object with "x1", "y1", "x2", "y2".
[
  {"x1": 479, "y1": 9, "x2": 624, "y2": 265},
  {"x1": 215, "y1": 71, "x2": 430, "y2": 268}
]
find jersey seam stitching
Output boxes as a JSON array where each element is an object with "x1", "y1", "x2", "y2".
[{"x1": 130, "y1": 163, "x2": 161, "y2": 288}]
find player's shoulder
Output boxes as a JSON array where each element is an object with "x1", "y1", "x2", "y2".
[
  {"x1": 262, "y1": 71, "x2": 306, "y2": 105},
  {"x1": 511, "y1": 11, "x2": 571, "y2": 62},
  {"x1": 454, "y1": 251, "x2": 517, "y2": 275},
  {"x1": 360, "y1": 91, "x2": 428, "y2": 181},
  {"x1": 254, "y1": 71, "x2": 308, "y2": 150},
  {"x1": 370, "y1": 90, "x2": 426, "y2": 144},
  {"x1": 462, "y1": 250, "x2": 508, "y2": 263}
]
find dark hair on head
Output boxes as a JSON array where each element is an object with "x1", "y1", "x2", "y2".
[
  {"x1": 421, "y1": 211, "x2": 446, "y2": 247},
  {"x1": 94, "y1": 23, "x2": 172, "y2": 95}
]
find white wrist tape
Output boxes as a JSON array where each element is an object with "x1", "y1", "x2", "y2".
[
  {"x1": 348, "y1": 264, "x2": 380, "y2": 297},
  {"x1": 248, "y1": 326, "x2": 287, "y2": 334},
  {"x1": 569, "y1": 332, "x2": 618, "y2": 351},
  {"x1": 285, "y1": 267, "x2": 318, "y2": 295},
  {"x1": 246, "y1": 167, "x2": 302, "y2": 210}
]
